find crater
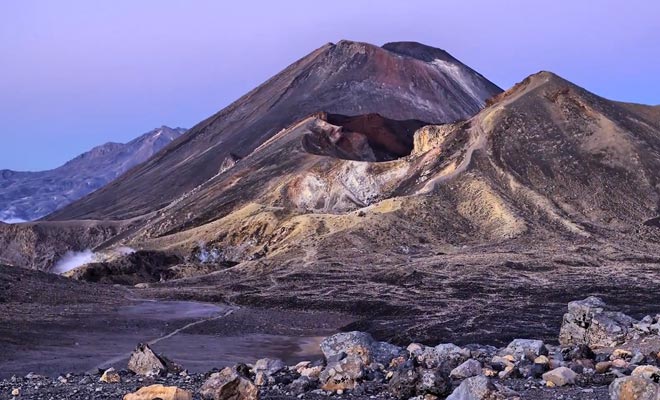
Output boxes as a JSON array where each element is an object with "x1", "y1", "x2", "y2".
[{"x1": 301, "y1": 113, "x2": 427, "y2": 162}]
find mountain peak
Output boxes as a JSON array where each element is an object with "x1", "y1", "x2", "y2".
[
  {"x1": 48, "y1": 40, "x2": 502, "y2": 221},
  {"x1": 381, "y1": 41, "x2": 455, "y2": 63}
]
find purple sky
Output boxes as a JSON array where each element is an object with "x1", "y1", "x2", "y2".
[{"x1": 1, "y1": 0, "x2": 658, "y2": 171}]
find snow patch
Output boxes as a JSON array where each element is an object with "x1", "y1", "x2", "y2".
[{"x1": 432, "y1": 59, "x2": 488, "y2": 106}]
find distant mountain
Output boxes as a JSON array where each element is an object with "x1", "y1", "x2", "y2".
[
  {"x1": 47, "y1": 40, "x2": 502, "y2": 221},
  {"x1": 0, "y1": 126, "x2": 186, "y2": 222}
]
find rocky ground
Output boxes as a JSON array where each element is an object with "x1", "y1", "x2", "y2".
[{"x1": 2, "y1": 297, "x2": 659, "y2": 400}]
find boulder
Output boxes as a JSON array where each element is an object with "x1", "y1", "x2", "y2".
[
  {"x1": 254, "y1": 358, "x2": 286, "y2": 376},
  {"x1": 253, "y1": 358, "x2": 286, "y2": 386},
  {"x1": 632, "y1": 365, "x2": 660, "y2": 382},
  {"x1": 445, "y1": 375, "x2": 504, "y2": 400},
  {"x1": 587, "y1": 312, "x2": 635, "y2": 347},
  {"x1": 388, "y1": 363, "x2": 419, "y2": 399},
  {"x1": 450, "y1": 359, "x2": 483, "y2": 380},
  {"x1": 412, "y1": 343, "x2": 469, "y2": 370},
  {"x1": 502, "y1": 339, "x2": 547, "y2": 361},
  {"x1": 128, "y1": 343, "x2": 181, "y2": 376},
  {"x1": 542, "y1": 367, "x2": 577, "y2": 387},
  {"x1": 559, "y1": 297, "x2": 637, "y2": 348},
  {"x1": 320, "y1": 331, "x2": 403, "y2": 365},
  {"x1": 415, "y1": 368, "x2": 449, "y2": 396},
  {"x1": 609, "y1": 376, "x2": 659, "y2": 400},
  {"x1": 123, "y1": 384, "x2": 192, "y2": 400},
  {"x1": 100, "y1": 367, "x2": 121, "y2": 383},
  {"x1": 559, "y1": 297, "x2": 605, "y2": 346},
  {"x1": 319, "y1": 354, "x2": 365, "y2": 391},
  {"x1": 200, "y1": 366, "x2": 258, "y2": 400}
]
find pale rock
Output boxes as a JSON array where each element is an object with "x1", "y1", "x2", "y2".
[
  {"x1": 450, "y1": 359, "x2": 483, "y2": 379},
  {"x1": 100, "y1": 367, "x2": 121, "y2": 383},
  {"x1": 446, "y1": 375, "x2": 504, "y2": 400},
  {"x1": 320, "y1": 354, "x2": 364, "y2": 391},
  {"x1": 542, "y1": 367, "x2": 577, "y2": 387},
  {"x1": 128, "y1": 343, "x2": 181, "y2": 377},
  {"x1": 631, "y1": 365, "x2": 660, "y2": 382},
  {"x1": 609, "y1": 376, "x2": 659, "y2": 400},
  {"x1": 123, "y1": 384, "x2": 192, "y2": 400},
  {"x1": 534, "y1": 355, "x2": 549, "y2": 365},
  {"x1": 503, "y1": 339, "x2": 547, "y2": 361}
]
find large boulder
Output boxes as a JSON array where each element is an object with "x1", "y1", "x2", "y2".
[
  {"x1": 609, "y1": 376, "x2": 659, "y2": 400},
  {"x1": 445, "y1": 375, "x2": 504, "y2": 400},
  {"x1": 127, "y1": 343, "x2": 181, "y2": 376},
  {"x1": 320, "y1": 331, "x2": 404, "y2": 365},
  {"x1": 559, "y1": 297, "x2": 636, "y2": 348},
  {"x1": 200, "y1": 366, "x2": 258, "y2": 400},
  {"x1": 124, "y1": 384, "x2": 192, "y2": 400}
]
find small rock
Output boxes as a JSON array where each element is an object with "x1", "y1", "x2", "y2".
[
  {"x1": 415, "y1": 343, "x2": 469, "y2": 370},
  {"x1": 300, "y1": 365, "x2": 323, "y2": 379},
  {"x1": 534, "y1": 355, "x2": 549, "y2": 365},
  {"x1": 416, "y1": 367, "x2": 449, "y2": 396},
  {"x1": 200, "y1": 366, "x2": 258, "y2": 400},
  {"x1": 321, "y1": 331, "x2": 403, "y2": 365},
  {"x1": 596, "y1": 361, "x2": 613, "y2": 374},
  {"x1": 542, "y1": 366, "x2": 577, "y2": 387},
  {"x1": 128, "y1": 343, "x2": 181, "y2": 377},
  {"x1": 503, "y1": 339, "x2": 548, "y2": 361},
  {"x1": 11, "y1": 388, "x2": 19, "y2": 397},
  {"x1": 561, "y1": 344, "x2": 595, "y2": 361},
  {"x1": 100, "y1": 367, "x2": 121, "y2": 383},
  {"x1": 450, "y1": 359, "x2": 482, "y2": 380},
  {"x1": 123, "y1": 384, "x2": 192, "y2": 400},
  {"x1": 289, "y1": 376, "x2": 318, "y2": 395},
  {"x1": 320, "y1": 354, "x2": 364, "y2": 391},
  {"x1": 446, "y1": 375, "x2": 504, "y2": 400},
  {"x1": 254, "y1": 358, "x2": 286, "y2": 377},
  {"x1": 612, "y1": 349, "x2": 633, "y2": 360},
  {"x1": 612, "y1": 359, "x2": 629, "y2": 369}
]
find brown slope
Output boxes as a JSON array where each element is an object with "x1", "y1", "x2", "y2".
[{"x1": 47, "y1": 40, "x2": 501, "y2": 221}]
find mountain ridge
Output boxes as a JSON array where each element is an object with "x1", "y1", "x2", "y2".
[{"x1": 0, "y1": 126, "x2": 186, "y2": 222}]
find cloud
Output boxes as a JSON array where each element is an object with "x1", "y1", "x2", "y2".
[
  {"x1": 1, "y1": 218, "x2": 26, "y2": 224},
  {"x1": 52, "y1": 250, "x2": 96, "y2": 274}
]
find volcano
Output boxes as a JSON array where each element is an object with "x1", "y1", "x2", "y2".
[{"x1": 47, "y1": 40, "x2": 502, "y2": 221}]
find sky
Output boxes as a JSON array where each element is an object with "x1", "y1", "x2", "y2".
[{"x1": 1, "y1": 0, "x2": 658, "y2": 171}]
